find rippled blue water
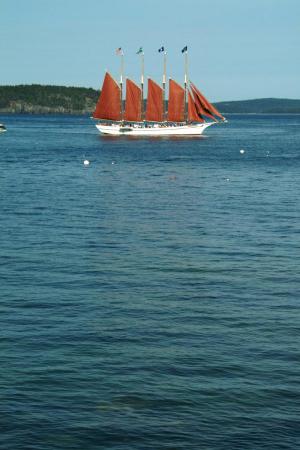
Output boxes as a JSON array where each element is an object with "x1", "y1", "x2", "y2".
[{"x1": 1, "y1": 114, "x2": 300, "y2": 449}]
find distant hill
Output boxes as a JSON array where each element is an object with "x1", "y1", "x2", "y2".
[
  {"x1": 0, "y1": 85, "x2": 300, "y2": 114},
  {"x1": 214, "y1": 98, "x2": 300, "y2": 114}
]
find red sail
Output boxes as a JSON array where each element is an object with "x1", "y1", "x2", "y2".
[
  {"x1": 93, "y1": 72, "x2": 121, "y2": 120},
  {"x1": 190, "y1": 85, "x2": 216, "y2": 121},
  {"x1": 124, "y1": 78, "x2": 141, "y2": 122},
  {"x1": 188, "y1": 91, "x2": 204, "y2": 122},
  {"x1": 190, "y1": 81, "x2": 225, "y2": 120},
  {"x1": 146, "y1": 79, "x2": 163, "y2": 122},
  {"x1": 168, "y1": 79, "x2": 184, "y2": 122}
]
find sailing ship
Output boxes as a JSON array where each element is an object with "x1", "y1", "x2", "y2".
[{"x1": 93, "y1": 47, "x2": 226, "y2": 136}]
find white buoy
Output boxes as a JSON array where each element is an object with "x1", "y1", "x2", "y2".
[
  {"x1": 112, "y1": 161, "x2": 115, "y2": 165},
  {"x1": 83, "y1": 159, "x2": 90, "y2": 166},
  {"x1": 240, "y1": 149, "x2": 245, "y2": 154}
]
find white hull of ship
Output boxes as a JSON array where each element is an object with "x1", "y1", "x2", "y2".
[{"x1": 96, "y1": 122, "x2": 214, "y2": 136}]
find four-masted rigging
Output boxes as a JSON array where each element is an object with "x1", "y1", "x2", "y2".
[{"x1": 93, "y1": 47, "x2": 226, "y2": 136}]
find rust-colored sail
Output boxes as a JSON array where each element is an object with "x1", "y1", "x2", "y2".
[
  {"x1": 93, "y1": 72, "x2": 121, "y2": 120},
  {"x1": 190, "y1": 85, "x2": 216, "y2": 121},
  {"x1": 124, "y1": 78, "x2": 141, "y2": 122},
  {"x1": 168, "y1": 79, "x2": 184, "y2": 122},
  {"x1": 188, "y1": 91, "x2": 204, "y2": 122},
  {"x1": 146, "y1": 79, "x2": 163, "y2": 122},
  {"x1": 190, "y1": 82, "x2": 225, "y2": 120}
]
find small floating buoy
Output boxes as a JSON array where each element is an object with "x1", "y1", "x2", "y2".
[
  {"x1": 112, "y1": 161, "x2": 115, "y2": 165},
  {"x1": 226, "y1": 178, "x2": 230, "y2": 182},
  {"x1": 83, "y1": 159, "x2": 90, "y2": 166},
  {"x1": 240, "y1": 149, "x2": 245, "y2": 154}
]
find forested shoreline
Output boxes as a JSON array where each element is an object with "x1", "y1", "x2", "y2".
[
  {"x1": 1, "y1": 84, "x2": 300, "y2": 114},
  {"x1": 0, "y1": 84, "x2": 99, "y2": 114}
]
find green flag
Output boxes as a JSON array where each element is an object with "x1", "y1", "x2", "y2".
[{"x1": 136, "y1": 47, "x2": 143, "y2": 55}]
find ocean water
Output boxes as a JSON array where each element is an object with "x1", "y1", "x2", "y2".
[{"x1": 1, "y1": 114, "x2": 300, "y2": 450}]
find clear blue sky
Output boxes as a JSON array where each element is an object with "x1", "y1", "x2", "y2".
[{"x1": 1, "y1": 0, "x2": 299, "y2": 101}]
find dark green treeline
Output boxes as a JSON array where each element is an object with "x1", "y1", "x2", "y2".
[{"x1": 1, "y1": 84, "x2": 300, "y2": 114}]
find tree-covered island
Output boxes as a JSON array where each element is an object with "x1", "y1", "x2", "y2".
[{"x1": 0, "y1": 84, "x2": 99, "y2": 114}]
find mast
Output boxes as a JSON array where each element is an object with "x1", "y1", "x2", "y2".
[
  {"x1": 137, "y1": 47, "x2": 144, "y2": 120},
  {"x1": 120, "y1": 52, "x2": 124, "y2": 121},
  {"x1": 182, "y1": 46, "x2": 188, "y2": 122},
  {"x1": 141, "y1": 52, "x2": 144, "y2": 120},
  {"x1": 116, "y1": 47, "x2": 124, "y2": 121},
  {"x1": 163, "y1": 50, "x2": 167, "y2": 121},
  {"x1": 159, "y1": 46, "x2": 167, "y2": 121}
]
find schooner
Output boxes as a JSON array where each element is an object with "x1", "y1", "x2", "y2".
[{"x1": 93, "y1": 47, "x2": 226, "y2": 136}]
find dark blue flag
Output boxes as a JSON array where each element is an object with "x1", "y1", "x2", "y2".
[
  {"x1": 181, "y1": 46, "x2": 188, "y2": 53},
  {"x1": 158, "y1": 46, "x2": 165, "y2": 53}
]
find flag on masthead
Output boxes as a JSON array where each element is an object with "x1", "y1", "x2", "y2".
[
  {"x1": 116, "y1": 47, "x2": 123, "y2": 55},
  {"x1": 158, "y1": 46, "x2": 165, "y2": 53},
  {"x1": 136, "y1": 47, "x2": 143, "y2": 55},
  {"x1": 181, "y1": 46, "x2": 188, "y2": 53}
]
